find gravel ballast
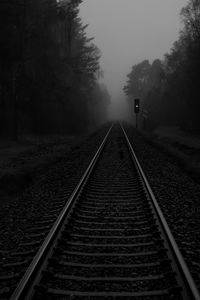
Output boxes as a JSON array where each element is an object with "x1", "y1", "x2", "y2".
[
  {"x1": 124, "y1": 123, "x2": 200, "y2": 291},
  {"x1": 0, "y1": 125, "x2": 110, "y2": 250},
  {"x1": 0, "y1": 124, "x2": 110, "y2": 298}
]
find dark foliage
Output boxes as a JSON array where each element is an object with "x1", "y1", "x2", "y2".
[
  {"x1": 0, "y1": 0, "x2": 109, "y2": 139},
  {"x1": 124, "y1": 0, "x2": 200, "y2": 132}
]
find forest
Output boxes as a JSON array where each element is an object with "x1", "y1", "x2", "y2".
[
  {"x1": 124, "y1": 0, "x2": 200, "y2": 133},
  {"x1": 0, "y1": 0, "x2": 110, "y2": 139}
]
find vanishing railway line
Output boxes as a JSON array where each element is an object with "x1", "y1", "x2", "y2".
[{"x1": 7, "y1": 123, "x2": 200, "y2": 299}]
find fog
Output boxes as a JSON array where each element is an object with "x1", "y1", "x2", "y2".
[
  {"x1": 80, "y1": 0, "x2": 187, "y2": 103},
  {"x1": 1, "y1": 0, "x2": 198, "y2": 139}
]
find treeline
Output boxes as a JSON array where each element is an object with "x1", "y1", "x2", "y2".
[
  {"x1": 0, "y1": 0, "x2": 109, "y2": 139},
  {"x1": 124, "y1": 0, "x2": 200, "y2": 132}
]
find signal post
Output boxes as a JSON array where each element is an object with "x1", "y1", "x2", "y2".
[{"x1": 134, "y1": 98, "x2": 140, "y2": 129}]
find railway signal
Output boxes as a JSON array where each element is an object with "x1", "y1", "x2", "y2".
[
  {"x1": 134, "y1": 98, "x2": 140, "y2": 128},
  {"x1": 134, "y1": 98, "x2": 140, "y2": 113}
]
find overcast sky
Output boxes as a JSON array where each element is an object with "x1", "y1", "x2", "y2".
[{"x1": 79, "y1": 0, "x2": 187, "y2": 102}]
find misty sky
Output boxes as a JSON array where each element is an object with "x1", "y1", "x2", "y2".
[{"x1": 80, "y1": 0, "x2": 187, "y2": 102}]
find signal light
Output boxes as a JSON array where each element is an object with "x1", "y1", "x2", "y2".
[{"x1": 134, "y1": 98, "x2": 140, "y2": 113}]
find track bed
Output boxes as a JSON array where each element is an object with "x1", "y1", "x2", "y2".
[{"x1": 10, "y1": 124, "x2": 200, "y2": 300}]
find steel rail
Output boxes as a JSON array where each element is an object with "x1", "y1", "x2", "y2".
[
  {"x1": 121, "y1": 122, "x2": 200, "y2": 300},
  {"x1": 10, "y1": 123, "x2": 113, "y2": 300}
]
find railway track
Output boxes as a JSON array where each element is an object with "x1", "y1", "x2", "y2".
[{"x1": 9, "y1": 123, "x2": 200, "y2": 299}]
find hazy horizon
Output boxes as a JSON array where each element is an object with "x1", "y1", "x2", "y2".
[{"x1": 80, "y1": 0, "x2": 188, "y2": 104}]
